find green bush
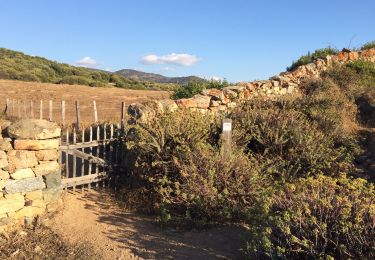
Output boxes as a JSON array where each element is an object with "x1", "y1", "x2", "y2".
[
  {"x1": 59, "y1": 75, "x2": 93, "y2": 85},
  {"x1": 230, "y1": 97, "x2": 357, "y2": 180},
  {"x1": 121, "y1": 111, "x2": 268, "y2": 225},
  {"x1": 172, "y1": 79, "x2": 230, "y2": 99},
  {"x1": 287, "y1": 47, "x2": 338, "y2": 72},
  {"x1": 246, "y1": 174, "x2": 375, "y2": 259},
  {"x1": 361, "y1": 40, "x2": 375, "y2": 50}
]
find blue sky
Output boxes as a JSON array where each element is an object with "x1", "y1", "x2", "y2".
[{"x1": 1, "y1": 0, "x2": 374, "y2": 82}]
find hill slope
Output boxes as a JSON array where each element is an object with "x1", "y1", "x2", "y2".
[
  {"x1": 115, "y1": 69, "x2": 203, "y2": 85},
  {"x1": 0, "y1": 48, "x2": 175, "y2": 90}
]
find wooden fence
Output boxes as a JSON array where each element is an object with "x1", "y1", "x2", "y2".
[
  {"x1": 59, "y1": 123, "x2": 125, "y2": 191},
  {"x1": 3, "y1": 99, "x2": 127, "y2": 128}
]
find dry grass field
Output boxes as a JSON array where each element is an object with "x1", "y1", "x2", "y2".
[{"x1": 0, "y1": 80, "x2": 170, "y2": 126}]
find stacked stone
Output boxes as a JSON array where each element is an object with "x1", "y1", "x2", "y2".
[
  {"x1": 0, "y1": 119, "x2": 62, "y2": 230},
  {"x1": 127, "y1": 47, "x2": 375, "y2": 119}
]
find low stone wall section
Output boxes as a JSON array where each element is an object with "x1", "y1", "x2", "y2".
[
  {"x1": 0, "y1": 119, "x2": 62, "y2": 230},
  {"x1": 127, "y1": 48, "x2": 375, "y2": 122}
]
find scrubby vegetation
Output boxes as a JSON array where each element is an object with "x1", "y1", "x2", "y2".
[
  {"x1": 118, "y1": 52, "x2": 375, "y2": 258},
  {"x1": 287, "y1": 47, "x2": 338, "y2": 71},
  {"x1": 172, "y1": 79, "x2": 229, "y2": 99},
  {"x1": 361, "y1": 40, "x2": 375, "y2": 50},
  {"x1": 0, "y1": 48, "x2": 177, "y2": 90}
]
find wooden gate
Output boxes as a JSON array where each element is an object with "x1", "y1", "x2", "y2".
[{"x1": 59, "y1": 123, "x2": 124, "y2": 191}]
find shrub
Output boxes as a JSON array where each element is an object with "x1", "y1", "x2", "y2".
[
  {"x1": 172, "y1": 79, "x2": 230, "y2": 99},
  {"x1": 287, "y1": 47, "x2": 338, "y2": 72},
  {"x1": 246, "y1": 174, "x2": 375, "y2": 259},
  {"x1": 58, "y1": 75, "x2": 92, "y2": 85},
  {"x1": 121, "y1": 111, "x2": 268, "y2": 225},
  {"x1": 230, "y1": 99, "x2": 356, "y2": 180},
  {"x1": 361, "y1": 40, "x2": 375, "y2": 50}
]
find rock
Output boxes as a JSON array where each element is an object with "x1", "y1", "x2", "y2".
[
  {"x1": 175, "y1": 98, "x2": 197, "y2": 109},
  {"x1": 15, "y1": 206, "x2": 45, "y2": 219},
  {"x1": 0, "y1": 120, "x2": 11, "y2": 137},
  {"x1": 0, "y1": 194, "x2": 25, "y2": 215},
  {"x1": 0, "y1": 169, "x2": 10, "y2": 180},
  {"x1": 210, "y1": 100, "x2": 220, "y2": 107},
  {"x1": 7, "y1": 150, "x2": 38, "y2": 173},
  {"x1": 33, "y1": 161, "x2": 60, "y2": 176},
  {"x1": 348, "y1": 51, "x2": 359, "y2": 60},
  {"x1": 144, "y1": 100, "x2": 164, "y2": 114},
  {"x1": 43, "y1": 187, "x2": 61, "y2": 203},
  {"x1": 227, "y1": 102, "x2": 237, "y2": 109},
  {"x1": 223, "y1": 89, "x2": 237, "y2": 99},
  {"x1": 4, "y1": 176, "x2": 45, "y2": 194},
  {"x1": 29, "y1": 199, "x2": 46, "y2": 209},
  {"x1": 287, "y1": 85, "x2": 295, "y2": 94},
  {"x1": 10, "y1": 168, "x2": 35, "y2": 180},
  {"x1": 337, "y1": 52, "x2": 349, "y2": 62},
  {"x1": 127, "y1": 103, "x2": 155, "y2": 122},
  {"x1": 0, "y1": 151, "x2": 8, "y2": 169},
  {"x1": 7, "y1": 119, "x2": 61, "y2": 140},
  {"x1": 43, "y1": 170, "x2": 61, "y2": 189},
  {"x1": 218, "y1": 105, "x2": 227, "y2": 111},
  {"x1": 201, "y1": 89, "x2": 225, "y2": 100},
  {"x1": 0, "y1": 180, "x2": 6, "y2": 190},
  {"x1": 35, "y1": 150, "x2": 59, "y2": 161},
  {"x1": 25, "y1": 190, "x2": 43, "y2": 201},
  {"x1": 0, "y1": 139, "x2": 13, "y2": 151},
  {"x1": 159, "y1": 99, "x2": 178, "y2": 112},
  {"x1": 46, "y1": 199, "x2": 63, "y2": 212},
  {"x1": 223, "y1": 86, "x2": 244, "y2": 93},
  {"x1": 192, "y1": 95, "x2": 211, "y2": 109},
  {"x1": 13, "y1": 139, "x2": 59, "y2": 150}
]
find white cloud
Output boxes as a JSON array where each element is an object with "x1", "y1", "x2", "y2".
[
  {"x1": 140, "y1": 53, "x2": 199, "y2": 66},
  {"x1": 75, "y1": 57, "x2": 99, "y2": 68}
]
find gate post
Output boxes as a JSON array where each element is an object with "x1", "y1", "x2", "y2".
[{"x1": 221, "y1": 118, "x2": 232, "y2": 160}]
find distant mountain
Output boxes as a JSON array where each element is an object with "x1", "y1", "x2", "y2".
[{"x1": 115, "y1": 69, "x2": 204, "y2": 85}]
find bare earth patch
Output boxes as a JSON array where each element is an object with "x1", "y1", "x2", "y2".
[
  {"x1": 47, "y1": 190, "x2": 249, "y2": 260},
  {"x1": 0, "y1": 80, "x2": 170, "y2": 126}
]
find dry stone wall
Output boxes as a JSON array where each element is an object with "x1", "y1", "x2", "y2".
[
  {"x1": 0, "y1": 119, "x2": 62, "y2": 230},
  {"x1": 127, "y1": 48, "x2": 375, "y2": 121}
]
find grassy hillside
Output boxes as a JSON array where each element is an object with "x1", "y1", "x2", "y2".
[
  {"x1": 0, "y1": 48, "x2": 177, "y2": 90},
  {"x1": 116, "y1": 69, "x2": 203, "y2": 85}
]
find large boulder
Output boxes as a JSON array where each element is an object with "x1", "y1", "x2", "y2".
[
  {"x1": 128, "y1": 103, "x2": 155, "y2": 123},
  {"x1": 192, "y1": 95, "x2": 211, "y2": 109},
  {"x1": 159, "y1": 99, "x2": 178, "y2": 112},
  {"x1": 7, "y1": 119, "x2": 61, "y2": 140}
]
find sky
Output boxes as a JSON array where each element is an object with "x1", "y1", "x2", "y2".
[{"x1": 0, "y1": 0, "x2": 374, "y2": 82}]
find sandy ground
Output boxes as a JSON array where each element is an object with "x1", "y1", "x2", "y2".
[
  {"x1": 47, "y1": 190, "x2": 249, "y2": 260},
  {"x1": 0, "y1": 80, "x2": 170, "y2": 126}
]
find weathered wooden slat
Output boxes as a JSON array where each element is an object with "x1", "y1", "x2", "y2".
[
  {"x1": 40, "y1": 100, "x2": 43, "y2": 119},
  {"x1": 61, "y1": 101, "x2": 66, "y2": 127},
  {"x1": 121, "y1": 101, "x2": 126, "y2": 130},
  {"x1": 64, "y1": 149, "x2": 107, "y2": 166},
  {"x1": 88, "y1": 126, "x2": 93, "y2": 190},
  {"x1": 72, "y1": 128, "x2": 77, "y2": 192},
  {"x1": 49, "y1": 100, "x2": 53, "y2": 121},
  {"x1": 75, "y1": 101, "x2": 80, "y2": 130},
  {"x1": 93, "y1": 100, "x2": 98, "y2": 123},
  {"x1": 59, "y1": 139, "x2": 116, "y2": 150},
  {"x1": 96, "y1": 125, "x2": 100, "y2": 188},
  {"x1": 62, "y1": 172, "x2": 108, "y2": 188},
  {"x1": 64, "y1": 128, "x2": 69, "y2": 191}
]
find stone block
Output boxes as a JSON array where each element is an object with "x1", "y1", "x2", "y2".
[
  {"x1": 0, "y1": 169, "x2": 10, "y2": 180},
  {"x1": 0, "y1": 139, "x2": 13, "y2": 151},
  {"x1": 33, "y1": 161, "x2": 60, "y2": 176},
  {"x1": 0, "y1": 194, "x2": 25, "y2": 214},
  {"x1": 25, "y1": 190, "x2": 43, "y2": 201},
  {"x1": 29, "y1": 199, "x2": 46, "y2": 209},
  {"x1": 0, "y1": 180, "x2": 6, "y2": 190},
  {"x1": 175, "y1": 98, "x2": 198, "y2": 109},
  {"x1": 15, "y1": 206, "x2": 45, "y2": 219},
  {"x1": 4, "y1": 176, "x2": 45, "y2": 194},
  {"x1": 192, "y1": 94, "x2": 211, "y2": 109},
  {"x1": 10, "y1": 168, "x2": 35, "y2": 180},
  {"x1": 35, "y1": 150, "x2": 59, "y2": 161},
  {"x1": 7, "y1": 119, "x2": 61, "y2": 140},
  {"x1": 159, "y1": 99, "x2": 178, "y2": 112},
  {"x1": 0, "y1": 151, "x2": 8, "y2": 169},
  {"x1": 43, "y1": 186, "x2": 61, "y2": 203},
  {"x1": 46, "y1": 199, "x2": 63, "y2": 212},
  {"x1": 13, "y1": 139, "x2": 59, "y2": 150},
  {"x1": 7, "y1": 150, "x2": 38, "y2": 173},
  {"x1": 43, "y1": 170, "x2": 61, "y2": 189}
]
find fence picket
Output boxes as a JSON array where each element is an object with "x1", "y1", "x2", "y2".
[{"x1": 72, "y1": 127, "x2": 77, "y2": 192}]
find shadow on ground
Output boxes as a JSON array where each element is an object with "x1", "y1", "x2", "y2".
[{"x1": 78, "y1": 191, "x2": 249, "y2": 259}]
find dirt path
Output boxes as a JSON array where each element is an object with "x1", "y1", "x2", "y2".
[{"x1": 46, "y1": 190, "x2": 249, "y2": 260}]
